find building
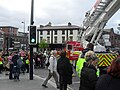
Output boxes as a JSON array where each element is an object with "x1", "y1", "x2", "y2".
[
  {"x1": 37, "y1": 23, "x2": 120, "y2": 50},
  {"x1": 0, "y1": 26, "x2": 29, "y2": 51},
  {"x1": 0, "y1": 26, "x2": 18, "y2": 36},
  {"x1": 0, "y1": 30, "x2": 4, "y2": 51},
  {"x1": 37, "y1": 22, "x2": 80, "y2": 50},
  {"x1": 99, "y1": 28, "x2": 120, "y2": 49},
  {"x1": 15, "y1": 32, "x2": 29, "y2": 50}
]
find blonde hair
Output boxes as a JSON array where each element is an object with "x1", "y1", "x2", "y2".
[
  {"x1": 84, "y1": 51, "x2": 95, "y2": 58},
  {"x1": 84, "y1": 51, "x2": 98, "y2": 62}
]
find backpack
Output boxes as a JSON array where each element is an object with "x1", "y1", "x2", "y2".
[
  {"x1": 17, "y1": 58, "x2": 23, "y2": 68},
  {"x1": 45, "y1": 56, "x2": 55, "y2": 67}
]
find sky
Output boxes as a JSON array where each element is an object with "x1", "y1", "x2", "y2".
[{"x1": 0, "y1": 0, "x2": 119, "y2": 33}]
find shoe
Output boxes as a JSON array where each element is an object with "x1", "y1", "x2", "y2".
[{"x1": 42, "y1": 84, "x2": 48, "y2": 88}]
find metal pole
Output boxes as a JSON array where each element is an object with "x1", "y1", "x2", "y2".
[
  {"x1": 6, "y1": 37, "x2": 8, "y2": 55},
  {"x1": 24, "y1": 21, "x2": 25, "y2": 33},
  {"x1": 29, "y1": 0, "x2": 34, "y2": 80},
  {"x1": 22, "y1": 21, "x2": 25, "y2": 33},
  {"x1": 30, "y1": 0, "x2": 34, "y2": 25}
]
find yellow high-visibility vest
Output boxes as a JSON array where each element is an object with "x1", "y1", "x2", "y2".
[
  {"x1": 96, "y1": 68, "x2": 100, "y2": 77},
  {"x1": 76, "y1": 58, "x2": 86, "y2": 77},
  {"x1": 26, "y1": 59, "x2": 29, "y2": 64},
  {"x1": 76, "y1": 58, "x2": 100, "y2": 77},
  {"x1": 0, "y1": 61, "x2": 3, "y2": 65}
]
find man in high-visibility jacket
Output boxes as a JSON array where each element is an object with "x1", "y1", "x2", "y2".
[
  {"x1": 76, "y1": 58, "x2": 86, "y2": 77},
  {"x1": 25, "y1": 58, "x2": 30, "y2": 73},
  {"x1": 76, "y1": 50, "x2": 100, "y2": 77}
]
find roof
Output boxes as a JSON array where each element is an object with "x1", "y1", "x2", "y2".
[
  {"x1": 37, "y1": 25, "x2": 81, "y2": 31},
  {"x1": 0, "y1": 26, "x2": 18, "y2": 29}
]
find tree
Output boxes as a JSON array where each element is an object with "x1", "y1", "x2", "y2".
[{"x1": 38, "y1": 39, "x2": 48, "y2": 51}]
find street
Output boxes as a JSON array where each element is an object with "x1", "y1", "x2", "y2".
[
  {"x1": 34, "y1": 67, "x2": 80, "y2": 90},
  {"x1": 0, "y1": 67, "x2": 80, "y2": 90}
]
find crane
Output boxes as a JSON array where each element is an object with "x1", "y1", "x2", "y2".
[{"x1": 78, "y1": 0, "x2": 120, "y2": 51}]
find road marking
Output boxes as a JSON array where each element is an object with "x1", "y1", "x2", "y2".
[
  {"x1": 33, "y1": 74, "x2": 74, "y2": 90},
  {"x1": 73, "y1": 81, "x2": 80, "y2": 84}
]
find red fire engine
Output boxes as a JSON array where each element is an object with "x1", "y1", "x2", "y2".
[{"x1": 65, "y1": 41, "x2": 84, "y2": 60}]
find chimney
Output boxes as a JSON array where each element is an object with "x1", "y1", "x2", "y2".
[
  {"x1": 68, "y1": 22, "x2": 71, "y2": 26},
  {"x1": 45, "y1": 22, "x2": 52, "y2": 27},
  {"x1": 40, "y1": 25, "x2": 44, "y2": 28}
]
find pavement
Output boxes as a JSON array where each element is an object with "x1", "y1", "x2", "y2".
[
  {"x1": 0, "y1": 72, "x2": 57, "y2": 90},
  {"x1": 0, "y1": 67, "x2": 80, "y2": 90}
]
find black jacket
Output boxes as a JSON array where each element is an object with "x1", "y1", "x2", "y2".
[
  {"x1": 95, "y1": 74, "x2": 120, "y2": 90},
  {"x1": 57, "y1": 57, "x2": 73, "y2": 84},
  {"x1": 12, "y1": 54, "x2": 18, "y2": 66},
  {"x1": 79, "y1": 63, "x2": 98, "y2": 90}
]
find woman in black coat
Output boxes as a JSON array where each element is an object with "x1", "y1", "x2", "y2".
[
  {"x1": 79, "y1": 51, "x2": 98, "y2": 90},
  {"x1": 57, "y1": 51, "x2": 73, "y2": 90},
  {"x1": 95, "y1": 57, "x2": 120, "y2": 90}
]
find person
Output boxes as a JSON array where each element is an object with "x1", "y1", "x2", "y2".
[
  {"x1": 12, "y1": 52, "x2": 20, "y2": 81},
  {"x1": 95, "y1": 57, "x2": 120, "y2": 90},
  {"x1": 57, "y1": 51, "x2": 73, "y2": 90},
  {"x1": 9, "y1": 52, "x2": 14, "y2": 80},
  {"x1": 0, "y1": 54, "x2": 3, "y2": 74},
  {"x1": 42, "y1": 50, "x2": 59, "y2": 89},
  {"x1": 76, "y1": 43, "x2": 94, "y2": 77},
  {"x1": 25, "y1": 55, "x2": 29, "y2": 73},
  {"x1": 79, "y1": 51, "x2": 98, "y2": 90},
  {"x1": 76, "y1": 56, "x2": 86, "y2": 77},
  {"x1": 81, "y1": 43, "x2": 94, "y2": 58}
]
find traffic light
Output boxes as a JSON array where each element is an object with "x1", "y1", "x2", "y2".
[
  {"x1": 29, "y1": 25, "x2": 37, "y2": 45},
  {"x1": 10, "y1": 38, "x2": 14, "y2": 47}
]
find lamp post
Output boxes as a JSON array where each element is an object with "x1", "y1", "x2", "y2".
[
  {"x1": 21, "y1": 21, "x2": 26, "y2": 51},
  {"x1": 29, "y1": 0, "x2": 34, "y2": 80},
  {"x1": 21, "y1": 21, "x2": 25, "y2": 33}
]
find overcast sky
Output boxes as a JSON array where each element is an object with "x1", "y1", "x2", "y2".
[{"x1": 0, "y1": 0, "x2": 119, "y2": 33}]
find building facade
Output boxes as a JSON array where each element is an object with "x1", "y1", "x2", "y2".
[
  {"x1": 0, "y1": 26, "x2": 18, "y2": 36},
  {"x1": 37, "y1": 22, "x2": 80, "y2": 50},
  {"x1": 37, "y1": 23, "x2": 120, "y2": 50},
  {"x1": 99, "y1": 28, "x2": 120, "y2": 49},
  {"x1": 0, "y1": 26, "x2": 29, "y2": 51},
  {"x1": 0, "y1": 30, "x2": 4, "y2": 51}
]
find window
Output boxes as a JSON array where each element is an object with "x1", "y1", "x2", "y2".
[
  {"x1": 69, "y1": 36, "x2": 73, "y2": 41},
  {"x1": 40, "y1": 31, "x2": 43, "y2": 35},
  {"x1": 47, "y1": 31, "x2": 50, "y2": 35},
  {"x1": 70, "y1": 30, "x2": 73, "y2": 34},
  {"x1": 62, "y1": 30, "x2": 65, "y2": 35},
  {"x1": 54, "y1": 30, "x2": 57, "y2": 35},
  {"x1": 62, "y1": 36, "x2": 65, "y2": 43},
  {"x1": 54, "y1": 36, "x2": 57, "y2": 43},
  {"x1": 47, "y1": 37, "x2": 50, "y2": 43},
  {"x1": 40, "y1": 37, "x2": 43, "y2": 41}
]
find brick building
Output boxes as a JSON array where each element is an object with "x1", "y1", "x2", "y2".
[{"x1": 0, "y1": 26, "x2": 28, "y2": 51}]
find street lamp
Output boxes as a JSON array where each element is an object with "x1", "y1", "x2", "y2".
[
  {"x1": 21, "y1": 21, "x2": 26, "y2": 50},
  {"x1": 21, "y1": 21, "x2": 25, "y2": 33}
]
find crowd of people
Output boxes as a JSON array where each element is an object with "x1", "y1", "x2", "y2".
[
  {"x1": 0, "y1": 50, "x2": 30, "y2": 81},
  {"x1": 78, "y1": 43, "x2": 120, "y2": 90},
  {"x1": 0, "y1": 44, "x2": 120, "y2": 90}
]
